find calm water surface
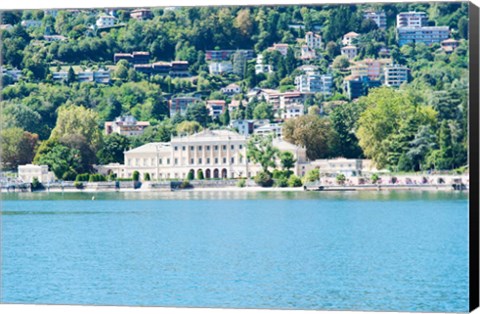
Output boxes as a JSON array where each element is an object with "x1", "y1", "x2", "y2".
[{"x1": 1, "y1": 191, "x2": 469, "y2": 312}]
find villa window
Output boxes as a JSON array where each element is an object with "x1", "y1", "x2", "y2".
[
  {"x1": 214, "y1": 145, "x2": 218, "y2": 151},
  {"x1": 207, "y1": 158, "x2": 210, "y2": 164},
  {"x1": 159, "y1": 158, "x2": 162, "y2": 165},
  {"x1": 231, "y1": 157, "x2": 235, "y2": 164},
  {"x1": 182, "y1": 146, "x2": 186, "y2": 151},
  {"x1": 215, "y1": 158, "x2": 219, "y2": 164},
  {"x1": 199, "y1": 158, "x2": 202, "y2": 164},
  {"x1": 231, "y1": 145, "x2": 234, "y2": 150},
  {"x1": 174, "y1": 146, "x2": 178, "y2": 151},
  {"x1": 239, "y1": 145, "x2": 243, "y2": 150},
  {"x1": 222, "y1": 145, "x2": 227, "y2": 150},
  {"x1": 167, "y1": 158, "x2": 170, "y2": 165},
  {"x1": 223, "y1": 157, "x2": 227, "y2": 164},
  {"x1": 174, "y1": 158, "x2": 178, "y2": 165},
  {"x1": 190, "y1": 158, "x2": 194, "y2": 164},
  {"x1": 206, "y1": 146, "x2": 210, "y2": 151},
  {"x1": 199, "y1": 146, "x2": 202, "y2": 151}
]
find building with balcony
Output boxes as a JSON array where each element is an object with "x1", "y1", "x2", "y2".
[
  {"x1": 384, "y1": 64, "x2": 409, "y2": 87},
  {"x1": 364, "y1": 11, "x2": 387, "y2": 29},
  {"x1": 342, "y1": 32, "x2": 360, "y2": 46},
  {"x1": 267, "y1": 43, "x2": 289, "y2": 56},
  {"x1": 295, "y1": 72, "x2": 333, "y2": 94},
  {"x1": 104, "y1": 116, "x2": 150, "y2": 136},
  {"x1": 169, "y1": 97, "x2": 201, "y2": 116},
  {"x1": 341, "y1": 45, "x2": 358, "y2": 60},
  {"x1": 96, "y1": 15, "x2": 116, "y2": 28},
  {"x1": 396, "y1": 11, "x2": 428, "y2": 28},
  {"x1": 343, "y1": 75, "x2": 382, "y2": 100},
  {"x1": 209, "y1": 62, "x2": 233, "y2": 75},
  {"x1": 441, "y1": 38, "x2": 460, "y2": 52},
  {"x1": 130, "y1": 9, "x2": 153, "y2": 20},
  {"x1": 305, "y1": 31, "x2": 322, "y2": 49},
  {"x1": 206, "y1": 100, "x2": 227, "y2": 118},
  {"x1": 397, "y1": 26, "x2": 450, "y2": 46}
]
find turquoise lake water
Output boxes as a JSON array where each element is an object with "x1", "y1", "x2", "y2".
[{"x1": 0, "y1": 191, "x2": 469, "y2": 312}]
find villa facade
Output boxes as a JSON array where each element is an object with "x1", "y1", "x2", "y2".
[{"x1": 97, "y1": 130, "x2": 308, "y2": 180}]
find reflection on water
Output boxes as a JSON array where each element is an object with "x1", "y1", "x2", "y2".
[{"x1": 1, "y1": 191, "x2": 469, "y2": 312}]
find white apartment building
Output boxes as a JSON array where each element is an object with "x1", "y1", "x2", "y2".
[
  {"x1": 208, "y1": 62, "x2": 233, "y2": 75},
  {"x1": 254, "y1": 124, "x2": 283, "y2": 138},
  {"x1": 342, "y1": 32, "x2": 360, "y2": 46},
  {"x1": 364, "y1": 11, "x2": 387, "y2": 29},
  {"x1": 341, "y1": 45, "x2": 358, "y2": 60},
  {"x1": 295, "y1": 72, "x2": 333, "y2": 94},
  {"x1": 255, "y1": 55, "x2": 273, "y2": 74},
  {"x1": 104, "y1": 116, "x2": 150, "y2": 136},
  {"x1": 300, "y1": 45, "x2": 316, "y2": 60},
  {"x1": 396, "y1": 11, "x2": 428, "y2": 28},
  {"x1": 384, "y1": 64, "x2": 409, "y2": 87},
  {"x1": 96, "y1": 15, "x2": 116, "y2": 28},
  {"x1": 18, "y1": 164, "x2": 55, "y2": 183},
  {"x1": 306, "y1": 158, "x2": 377, "y2": 176},
  {"x1": 305, "y1": 31, "x2": 322, "y2": 49},
  {"x1": 98, "y1": 130, "x2": 308, "y2": 180},
  {"x1": 282, "y1": 104, "x2": 305, "y2": 120}
]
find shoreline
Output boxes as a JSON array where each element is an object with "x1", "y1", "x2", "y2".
[{"x1": 1, "y1": 184, "x2": 467, "y2": 194}]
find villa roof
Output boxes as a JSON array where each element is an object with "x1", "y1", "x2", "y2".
[
  {"x1": 344, "y1": 31, "x2": 360, "y2": 37},
  {"x1": 125, "y1": 142, "x2": 171, "y2": 154},
  {"x1": 172, "y1": 130, "x2": 246, "y2": 143}
]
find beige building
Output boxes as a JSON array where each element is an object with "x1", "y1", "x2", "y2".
[
  {"x1": 306, "y1": 158, "x2": 377, "y2": 177},
  {"x1": 104, "y1": 116, "x2": 150, "y2": 136},
  {"x1": 18, "y1": 164, "x2": 55, "y2": 183},
  {"x1": 97, "y1": 130, "x2": 308, "y2": 180}
]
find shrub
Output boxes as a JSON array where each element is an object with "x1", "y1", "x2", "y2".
[
  {"x1": 304, "y1": 169, "x2": 320, "y2": 183},
  {"x1": 272, "y1": 169, "x2": 293, "y2": 180},
  {"x1": 108, "y1": 173, "x2": 117, "y2": 181},
  {"x1": 75, "y1": 173, "x2": 90, "y2": 182},
  {"x1": 144, "y1": 173, "x2": 151, "y2": 181},
  {"x1": 254, "y1": 171, "x2": 273, "y2": 187},
  {"x1": 74, "y1": 181, "x2": 84, "y2": 189},
  {"x1": 197, "y1": 169, "x2": 204, "y2": 180},
  {"x1": 133, "y1": 171, "x2": 140, "y2": 181},
  {"x1": 288, "y1": 175, "x2": 303, "y2": 187},
  {"x1": 274, "y1": 177, "x2": 288, "y2": 187},
  {"x1": 89, "y1": 174, "x2": 107, "y2": 182},
  {"x1": 371, "y1": 173, "x2": 380, "y2": 184},
  {"x1": 187, "y1": 170, "x2": 194, "y2": 180},
  {"x1": 237, "y1": 178, "x2": 246, "y2": 188},
  {"x1": 62, "y1": 169, "x2": 77, "y2": 181},
  {"x1": 336, "y1": 173, "x2": 346, "y2": 185},
  {"x1": 179, "y1": 180, "x2": 192, "y2": 189},
  {"x1": 31, "y1": 177, "x2": 43, "y2": 191}
]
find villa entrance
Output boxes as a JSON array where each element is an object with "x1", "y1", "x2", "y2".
[
  {"x1": 213, "y1": 169, "x2": 219, "y2": 178},
  {"x1": 205, "y1": 169, "x2": 211, "y2": 179},
  {"x1": 221, "y1": 168, "x2": 227, "y2": 179}
]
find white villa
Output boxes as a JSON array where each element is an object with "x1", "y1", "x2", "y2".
[
  {"x1": 18, "y1": 164, "x2": 55, "y2": 183},
  {"x1": 96, "y1": 130, "x2": 308, "y2": 180}
]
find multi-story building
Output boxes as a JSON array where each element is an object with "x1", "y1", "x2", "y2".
[
  {"x1": 169, "y1": 97, "x2": 200, "y2": 116},
  {"x1": 1, "y1": 67, "x2": 22, "y2": 81},
  {"x1": 300, "y1": 45, "x2": 316, "y2": 60},
  {"x1": 441, "y1": 38, "x2": 460, "y2": 52},
  {"x1": 130, "y1": 9, "x2": 153, "y2": 20},
  {"x1": 230, "y1": 120, "x2": 255, "y2": 137},
  {"x1": 268, "y1": 43, "x2": 289, "y2": 56},
  {"x1": 100, "y1": 130, "x2": 308, "y2": 180},
  {"x1": 205, "y1": 50, "x2": 255, "y2": 62},
  {"x1": 282, "y1": 104, "x2": 305, "y2": 120},
  {"x1": 104, "y1": 116, "x2": 151, "y2": 136},
  {"x1": 307, "y1": 158, "x2": 376, "y2": 176},
  {"x1": 254, "y1": 124, "x2": 283, "y2": 138},
  {"x1": 255, "y1": 55, "x2": 273, "y2": 75},
  {"x1": 206, "y1": 100, "x2": 226, "y2": 118},
  {"x1": 170, "y1": 61, "x2": 190, "y2": 77},
  {"x1": 295, "y1": 72, "x2": 333, "y2": 94},
  {"x1": 43, "y1": 35, "x2": 67, "y2": 42},
  {"x1": 208, "y1": 62, "x2": 233, "y2": 75},
  {"x1": 343, "y1": 75, "x2": 381, "y2": 100},
  {"x1": 364, "y1": 10, "x2": 387, "y2": 29},
  {"x1": 114, "y1": 52, "x2": 150, "y2": 64},
  {"x1": 342, "y1": 32, "x2": 360, "y2": 46},
  {"x1": 305, "y1": 31, "x2": 323, "y2": 49},
  {"x1": 349, "y1": 58, "x2": 392, "y2": 79},
  {"x1": 18, "y1": 164, "x2": 55, "y2": 183},
  {"x1": 396, "y1": 11, "x2": 428, "y2": 28},
  {"x1": 341, "y1": 45, "x2": 358, "y2": 60},
  {"x1": 384, "y1": 64, "x2": 409, "y2": 87},
  {"x1": 52, "y1": 69, "x2": 111, "y2": 84},
  {"x1": 397, "y1": 26, "x2": 450, "y2": 46},
  {"x1": 96, "y1": 15, "x2": 116, "y2": 28}
]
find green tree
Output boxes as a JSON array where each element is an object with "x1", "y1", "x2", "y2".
[
  {"x1": 279, "y1": 151, "x2": 296, "y2": 172},
  {"x1": 247, "y1": 135, "x2": 279, "y2": 173},
  {"x1": 97, "y1": 133, "x2": 131, "y2": 164},
  {"x1": 185, "y1": 102, "x2": 210, "y2": 127},
  {"x1": 67, "y1": 66, "x2": 76, "y2": 84},
  {"x1": 283, "y1": 115, "x2": 338, "y2": 160},
  {"x1": 50, "y1": 105, "x2": 103, "y2": 151},
  {"x1": 34, "y1": 139, "x2": 81, "y2": 180},
  {"x1": 133, "y1": 171, "x2": 140, "y2": 181},
  {"x1": 330, "y1": 101, "x2": 366, "y2": 158},
  {"x1": 176, "y1": 121, "x2": 203, "y2": 135},
  {"x1": 253, "y1": 102, "x2": 274, "y2": 120},
  {"x1": 0, "y1": 128, "x2": 39, "y2": 170}
]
